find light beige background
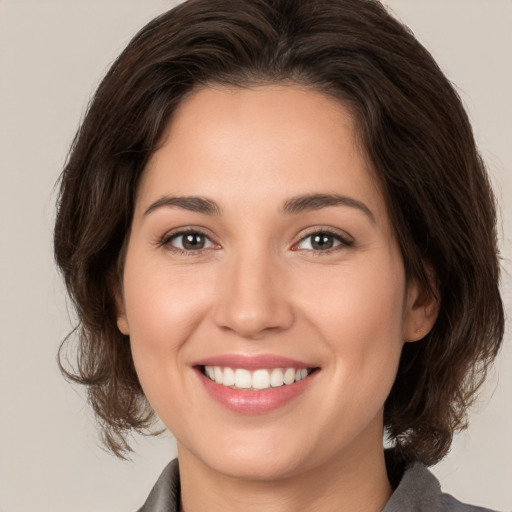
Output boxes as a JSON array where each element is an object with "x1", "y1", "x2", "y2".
[{"x1": 0, "y1": 1, "x2": 510, "y2": 511}]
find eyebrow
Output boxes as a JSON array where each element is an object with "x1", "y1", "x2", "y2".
[
  {"x1": 144, "y1": 192, "x2": 374, "y2": 223},
  {"x1": 281, "y1": 193, "x2": 375, "y2": 223},
  {"x1": 144, "y1": 195, "x2": 221, "y2": 216}
]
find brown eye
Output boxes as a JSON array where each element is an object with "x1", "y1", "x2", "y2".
[
  {"x1": 310, "y1": 233, "x2": 335, "y2": 250},
  {"x1": 182, "y1": 233, "x2": 206, "y2": 250},
  {"x1": 295, "y1": 231, "x2": 352, "y2": 252},
  {"x1": 164, "y1": 231, "x2": 215, "y2": 251}
]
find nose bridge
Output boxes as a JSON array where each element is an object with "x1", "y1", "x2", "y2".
[{"x1": 213, "y1": 241, "x2": 293, "y2": 338}]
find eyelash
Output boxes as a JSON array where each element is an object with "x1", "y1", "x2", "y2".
[
  {"x1": 293, "y1": 228, "x2": 354, "y2": 254},
  {"x1": 159, "y1": 228, "x2": 218, "y2": 257},
  {"x1": 159, "y1": 228, "x2": 353, "y2": 256}
]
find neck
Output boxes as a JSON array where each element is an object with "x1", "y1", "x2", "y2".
[{"x1": 178, "y1": 439, "x2": 392, "y2": 512}]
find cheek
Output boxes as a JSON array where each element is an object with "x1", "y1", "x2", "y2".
[
  {"x1": 300, "y1": 254, "x2": 406, "y2": 339},
  {"x1": 297, "y1": 252, "x2": 407, "y2": 391},
  {"x1": 121, "y1": 252, "x2": 212, "y2": 380}
]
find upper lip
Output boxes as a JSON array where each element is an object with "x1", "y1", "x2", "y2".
[{"x1": 192, "y1": 354, "x2": 317, "y2": 370}]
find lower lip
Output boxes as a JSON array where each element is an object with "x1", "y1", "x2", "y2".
[{"x1": 197, "y1": 369, "x2": 317, "y2": 414}]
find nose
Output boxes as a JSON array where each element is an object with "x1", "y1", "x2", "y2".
[{"x1": 213, "y1": 250, "x2": 294, "y2": 339}]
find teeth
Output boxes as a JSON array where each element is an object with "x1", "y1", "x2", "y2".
[
  {"x1": 234, "y1": 369, "x2": 252, "y2": 389},
  {"x1": 270, "y1": 368, "x2": 284, "y2": 387},
  {"x1": 223, "y1": 367, "x2": 235, "y2": 386},
  {"x1": 252, "y1": 369, "x2": 270, "y2": 390},
  {"x1": 214, "y1": 366, "x2": 223, "y2": 384},
  {"x1": 284, "y1": 368, "x2": 295, "y2": 385},
  {"x1": 203, "y1": 366, "x2": 312, "y2": 390}
]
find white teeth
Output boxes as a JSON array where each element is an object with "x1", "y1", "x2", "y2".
[
  {"x1": 214, "y1": 366, "x2": 223, "y2": 384},
  {"x1": 252, "y1": 369, "x2": 270, "y2": 390},
  {"x1": 270, "y1": 368, "x2": 284, "y2": 387},
  {"x1": 203, "y1": 366, "x2": 312, "y2": 390},
  {"x1": 222, "y1": 367, "x2": 235, "y2": 386},
  {"x1": 284, "y1": 368, "x2": 296, "y2": 385},
  {"x1": 234, "y1": 369, "x2": 252, "y2": 389}
]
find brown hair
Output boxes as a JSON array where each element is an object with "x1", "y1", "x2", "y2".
[{"x1": 54, "y1": 0, "x2": 504, "y2": 464}]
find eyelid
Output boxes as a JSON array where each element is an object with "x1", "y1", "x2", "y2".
[
  {"x1": 157, "y1": 225, "x2": 353, "y2": 255},
  {"x1": 159, "y1": 227, "x2": 220, "y2": 255},
  {"x1": 291, "y1": 227, "x2": 354, "y2": 252}
]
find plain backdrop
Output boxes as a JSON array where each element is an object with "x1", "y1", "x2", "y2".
[{"x1": 0, "y1": 1, "x2": 511, "y2": 511}]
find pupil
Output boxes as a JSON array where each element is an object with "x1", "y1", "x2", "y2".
[
  {"x1": 312, "y1": 233, "x2": 333, "y2": 250},
  {"x1": 183, "y1": 233, "x2": 204, "y2": 250}
]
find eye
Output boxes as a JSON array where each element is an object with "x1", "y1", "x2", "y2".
[
  {"x1": 162, "y1": 230, "x2": 217, "y2": 252},
  {"x1": 294, "y1": 230, "x2": 352, "y2": 252}
]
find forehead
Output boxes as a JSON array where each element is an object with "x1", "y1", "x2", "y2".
[
  {"x1": 163, "y1": 84, "x2": 361, "y2": 163},
  {"x1": 137, "y1": 85, "x2": 389, "y2": 228}
]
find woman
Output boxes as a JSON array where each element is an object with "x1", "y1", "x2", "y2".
[{"x1": 54, "y1": 0, "x2": 505, "y2": 510}]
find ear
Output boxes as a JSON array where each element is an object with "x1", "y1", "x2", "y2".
[
  {"x1": 403, "y1": 268, "x2": 439, "y2": 343},
  {"x1": 114, "y1": 287, "x2": 130, "y2": 336},
  {"x1": 117, "y1": 308, "x2": 130, "y2": 335}
]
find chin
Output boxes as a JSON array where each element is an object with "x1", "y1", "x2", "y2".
[
  {"x1": 183, "y1": 431, "x2": 316, "y2": 482},
  {"x1": 210, "y1": 451, "x2": 310, "y2": 482}
]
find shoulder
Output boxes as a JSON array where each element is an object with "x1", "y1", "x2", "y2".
[
  {"x1": 136, "y1": 459, "x2": 180, "y2": 512},
  {"x1": 383, "y1": 462, "x2": 501, "y2": 512}
]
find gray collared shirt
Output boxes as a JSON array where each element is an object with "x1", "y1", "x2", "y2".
[{"x1": 137, "y1": 458, "x2": 499, "y2": 512}]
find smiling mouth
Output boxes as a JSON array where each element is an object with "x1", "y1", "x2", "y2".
[{"x1": 200, "y1": 366, "x2": 317, "y2": 391}]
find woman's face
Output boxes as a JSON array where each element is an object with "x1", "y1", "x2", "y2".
[{"x1": 117, "y1": 85, "x2": 426, "y2": 480}]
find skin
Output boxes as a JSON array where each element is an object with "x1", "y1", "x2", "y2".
[{"x1": 117, "y1": 85, "x2": 438, "y2": 512}]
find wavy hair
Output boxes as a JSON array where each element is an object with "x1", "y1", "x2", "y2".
[{"x1": 54, "y1": 0, "x2": 504, "y2": 462}]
